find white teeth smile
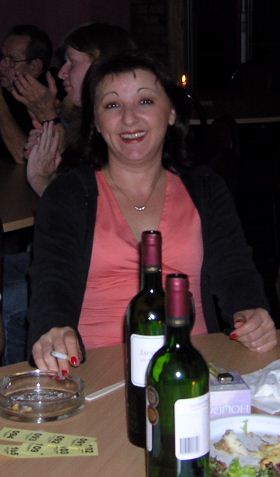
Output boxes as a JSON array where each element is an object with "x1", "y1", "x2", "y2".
[{"x1": 121, "y1": 132, "x2": 145, "y2": 139}]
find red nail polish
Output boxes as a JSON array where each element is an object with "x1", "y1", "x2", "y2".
[
  {"x1": 229, "y1": 332, "x2": 238, "y2": 341},
  {"x1": 62, "y1": 369, "x2": 68, "y2": 377},
  {"x1": 70, "y1": 356, "x2": 78, "y2": 366}
]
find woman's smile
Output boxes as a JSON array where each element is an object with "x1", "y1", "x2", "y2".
[{"x1": 120, "y1": 130, "x2": 146, "y2": 143}]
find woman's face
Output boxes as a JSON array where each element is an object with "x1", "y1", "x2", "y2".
[
  {"x1": 94, "y1": 69, "x2": 176, "y2": 167},
  {"x1": 58, "y1": 46, "x2": 92, "y2": 106}
]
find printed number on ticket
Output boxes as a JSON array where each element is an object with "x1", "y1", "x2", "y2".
[{"x1": 0, "y1": 427, "x2": 98, "y2": 458}]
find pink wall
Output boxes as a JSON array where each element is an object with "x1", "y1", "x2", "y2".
[{"x1": 0, "y1": 0, "x2": 130, "y2": 50}]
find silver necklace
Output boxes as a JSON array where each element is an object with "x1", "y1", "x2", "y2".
[{"x1": 107, "y1": 169, "x2": 162, "y2": 212}]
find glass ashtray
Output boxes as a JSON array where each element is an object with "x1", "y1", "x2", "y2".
[{"x1": 0, "y1": 370, "x2": 85, "y2": 422}]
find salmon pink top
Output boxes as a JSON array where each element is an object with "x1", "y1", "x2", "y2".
[{"x1": 78, "y1": 170, "x2": 207, "y2": 348}]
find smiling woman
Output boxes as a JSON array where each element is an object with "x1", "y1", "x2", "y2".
[{"x1": 26, "y1": 51, "x2": 276, "y2": 378}]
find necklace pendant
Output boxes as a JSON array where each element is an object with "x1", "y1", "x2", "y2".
[{"x1": 134, "y1": 205, "x2": 146, "y2": 211}]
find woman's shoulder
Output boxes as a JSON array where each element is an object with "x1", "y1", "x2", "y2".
[
  {"x1": 180, "y1": 164, "x2": 226, "y2": 188},
  {"x1": 41, "y1": 164, "x2": 98, "y2": 210},
  {"x1": 47, "y1": 164, "x2": 97, "y2": 194},
  {"x1": 181, "y1": 164, "x2": 218, "y2": 177},
  {"x1": 179, "y1": 164, "x2": 233, "y2": 210}
]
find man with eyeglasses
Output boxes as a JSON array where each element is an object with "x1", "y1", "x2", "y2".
[
  {"x1": 0, "y1": 24, "x2": 53, "y2": 164},
  {"x1": 0, "y1": 25, "x2": 55, "y2": 365}
]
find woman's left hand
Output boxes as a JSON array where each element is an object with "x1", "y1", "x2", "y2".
[{"x1": 231, "y1": 308, "x2": 277, "y2": 352}]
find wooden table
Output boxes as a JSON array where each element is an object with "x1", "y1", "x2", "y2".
[
  {"x1": 0, "y1": 332, "x2": 279, "y2": 476},
  {"x1": 0, "y1": 164, "x2": 37, "y2": 233}
]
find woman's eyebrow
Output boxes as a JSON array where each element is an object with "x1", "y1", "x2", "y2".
[
  {"x1": 138, "y1": 86, "x2": 157, "y2": 93},
  {"x1": 97, "y1": 86, "x2": 158, "y2": 100},
  {"x1": 98, "y1": 90, "x2": 119, "y2": 99}
]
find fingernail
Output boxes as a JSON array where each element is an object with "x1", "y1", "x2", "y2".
[
  {"x1": 62, "y1": 369, "x2": 68, "y2": 377},
  {"x1": 229, "y1": 332, "x2": 238, "y2": 341},
  {"x1": 70, "y1": 356, "x2": 78, "y2": 366},
  {"x1": 235, "y1": 318, "x2": 245, "y2": 325}
]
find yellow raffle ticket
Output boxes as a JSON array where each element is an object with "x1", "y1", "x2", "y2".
[{"x1": 0, "y1": 427, "x2": 98, "y2": 458}]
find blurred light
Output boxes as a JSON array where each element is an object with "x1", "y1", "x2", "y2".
[{"x1": 181, "y1": 73, "x2": 189, "y2": 88}]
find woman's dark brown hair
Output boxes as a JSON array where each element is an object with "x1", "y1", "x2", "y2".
[
  {"x1": 80, "y1": 51, "x2": 191, "y2": 173},
  {"x1": 63, "y1": 22, "x2": 136, "y2": 61}
]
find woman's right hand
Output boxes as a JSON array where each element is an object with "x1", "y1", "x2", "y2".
[
  {"x1": 32, "y1": 326, "x2": 82, "y2": 374},
  {"x1": 26, "y1": 121, "x2": 62, "y2": 196}
]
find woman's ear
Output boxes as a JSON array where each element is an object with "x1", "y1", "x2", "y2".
[{"x1": 168, "y1": 108, "x2": 176, "y2": 126}]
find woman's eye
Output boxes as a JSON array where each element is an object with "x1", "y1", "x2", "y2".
[
  {"x1": 105, "y1": 102, "x2": 119, "y2": 109},
  {"x1": 140, "y1": 98, "x2": 154, "y2": 105}
]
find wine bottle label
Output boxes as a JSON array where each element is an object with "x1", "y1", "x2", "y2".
[
  {"x1": 130, "y1": 334, "x2": 164, "y2": 387},
  {"x1": 146, "y1": 386, "x2": 159, "y2": 452},
  {"x1": 174, "y1": 394, "x2": 210, "y2": 460}
]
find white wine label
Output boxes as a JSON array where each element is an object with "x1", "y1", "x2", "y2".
[
  {"x1": 131, "y1": 334, "x2": 164, "y2": 387},
  {"x1": 174, "y1": 394, "x2": 210, "y2": 460},
  {"x1": 0, "y1": 427, "x2": 98, "y2": 458}
]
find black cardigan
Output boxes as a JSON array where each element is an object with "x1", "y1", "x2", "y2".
[{"x1": 27, "y1": 164, "x2": 268, "y2": 360}]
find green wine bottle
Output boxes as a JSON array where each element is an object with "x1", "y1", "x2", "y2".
[
  {"x1": 126, "y1": 230, "x2": 165, "y2": 448},
  {"x1": 146, "y1": 273, "x2": 210, "y2": 477}
]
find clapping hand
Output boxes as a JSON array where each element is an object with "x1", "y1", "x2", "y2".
[
  {"x1": 27, "y1": 121, "x2": 61, "y2": 196},
  {"x1": 12, "y1": 71, "x2": 59, "y2": 123}
]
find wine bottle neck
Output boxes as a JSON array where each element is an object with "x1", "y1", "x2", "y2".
[
  {"x1": 141, "y1": 266, "x2": 163, "y2": 292},
  {"x1": 166, "y1": 322, "x2": 191, "y2": 348}
]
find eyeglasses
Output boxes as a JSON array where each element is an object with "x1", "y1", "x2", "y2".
[{"x1": 0, "y1": 54, "x2": 32, "y2": 69}]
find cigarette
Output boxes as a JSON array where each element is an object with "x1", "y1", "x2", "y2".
[
  {"x1": 50, "y1": 351, "x2": 69, "y2": 360},
  {"x1": 85, "y1": 381, "x2": 125, "y2": 402}
]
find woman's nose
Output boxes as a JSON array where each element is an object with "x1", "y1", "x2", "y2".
[
  {"x1": 58, "y1": 63, "x2": 68, "y2": 80},
  {"x1": 121, "y1": 105, "x2": 137, "y2": 125}
]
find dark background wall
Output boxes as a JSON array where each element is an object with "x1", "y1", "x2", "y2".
[{"x1": 0, "y1": 0, "x2": 130, "y2": 52}]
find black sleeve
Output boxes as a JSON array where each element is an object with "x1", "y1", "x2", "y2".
[
  {"x1": 27, "y1": 168, "x2": 95, "y2": 361},
  {"x1": 204, "y1": 171, "x2": 269, "y2": 322}
]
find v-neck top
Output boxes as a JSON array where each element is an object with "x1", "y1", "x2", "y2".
[{"x1": 78, "y1": 170, "x2": 206, "y2": 349}]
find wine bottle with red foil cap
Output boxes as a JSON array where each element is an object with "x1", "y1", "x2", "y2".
[
  {"x1": 146, "y1": 273, "x2": 209, "y2": 477},
  {"x1": 126, "y1": 230, "x2": 165, "y2": 448}
]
